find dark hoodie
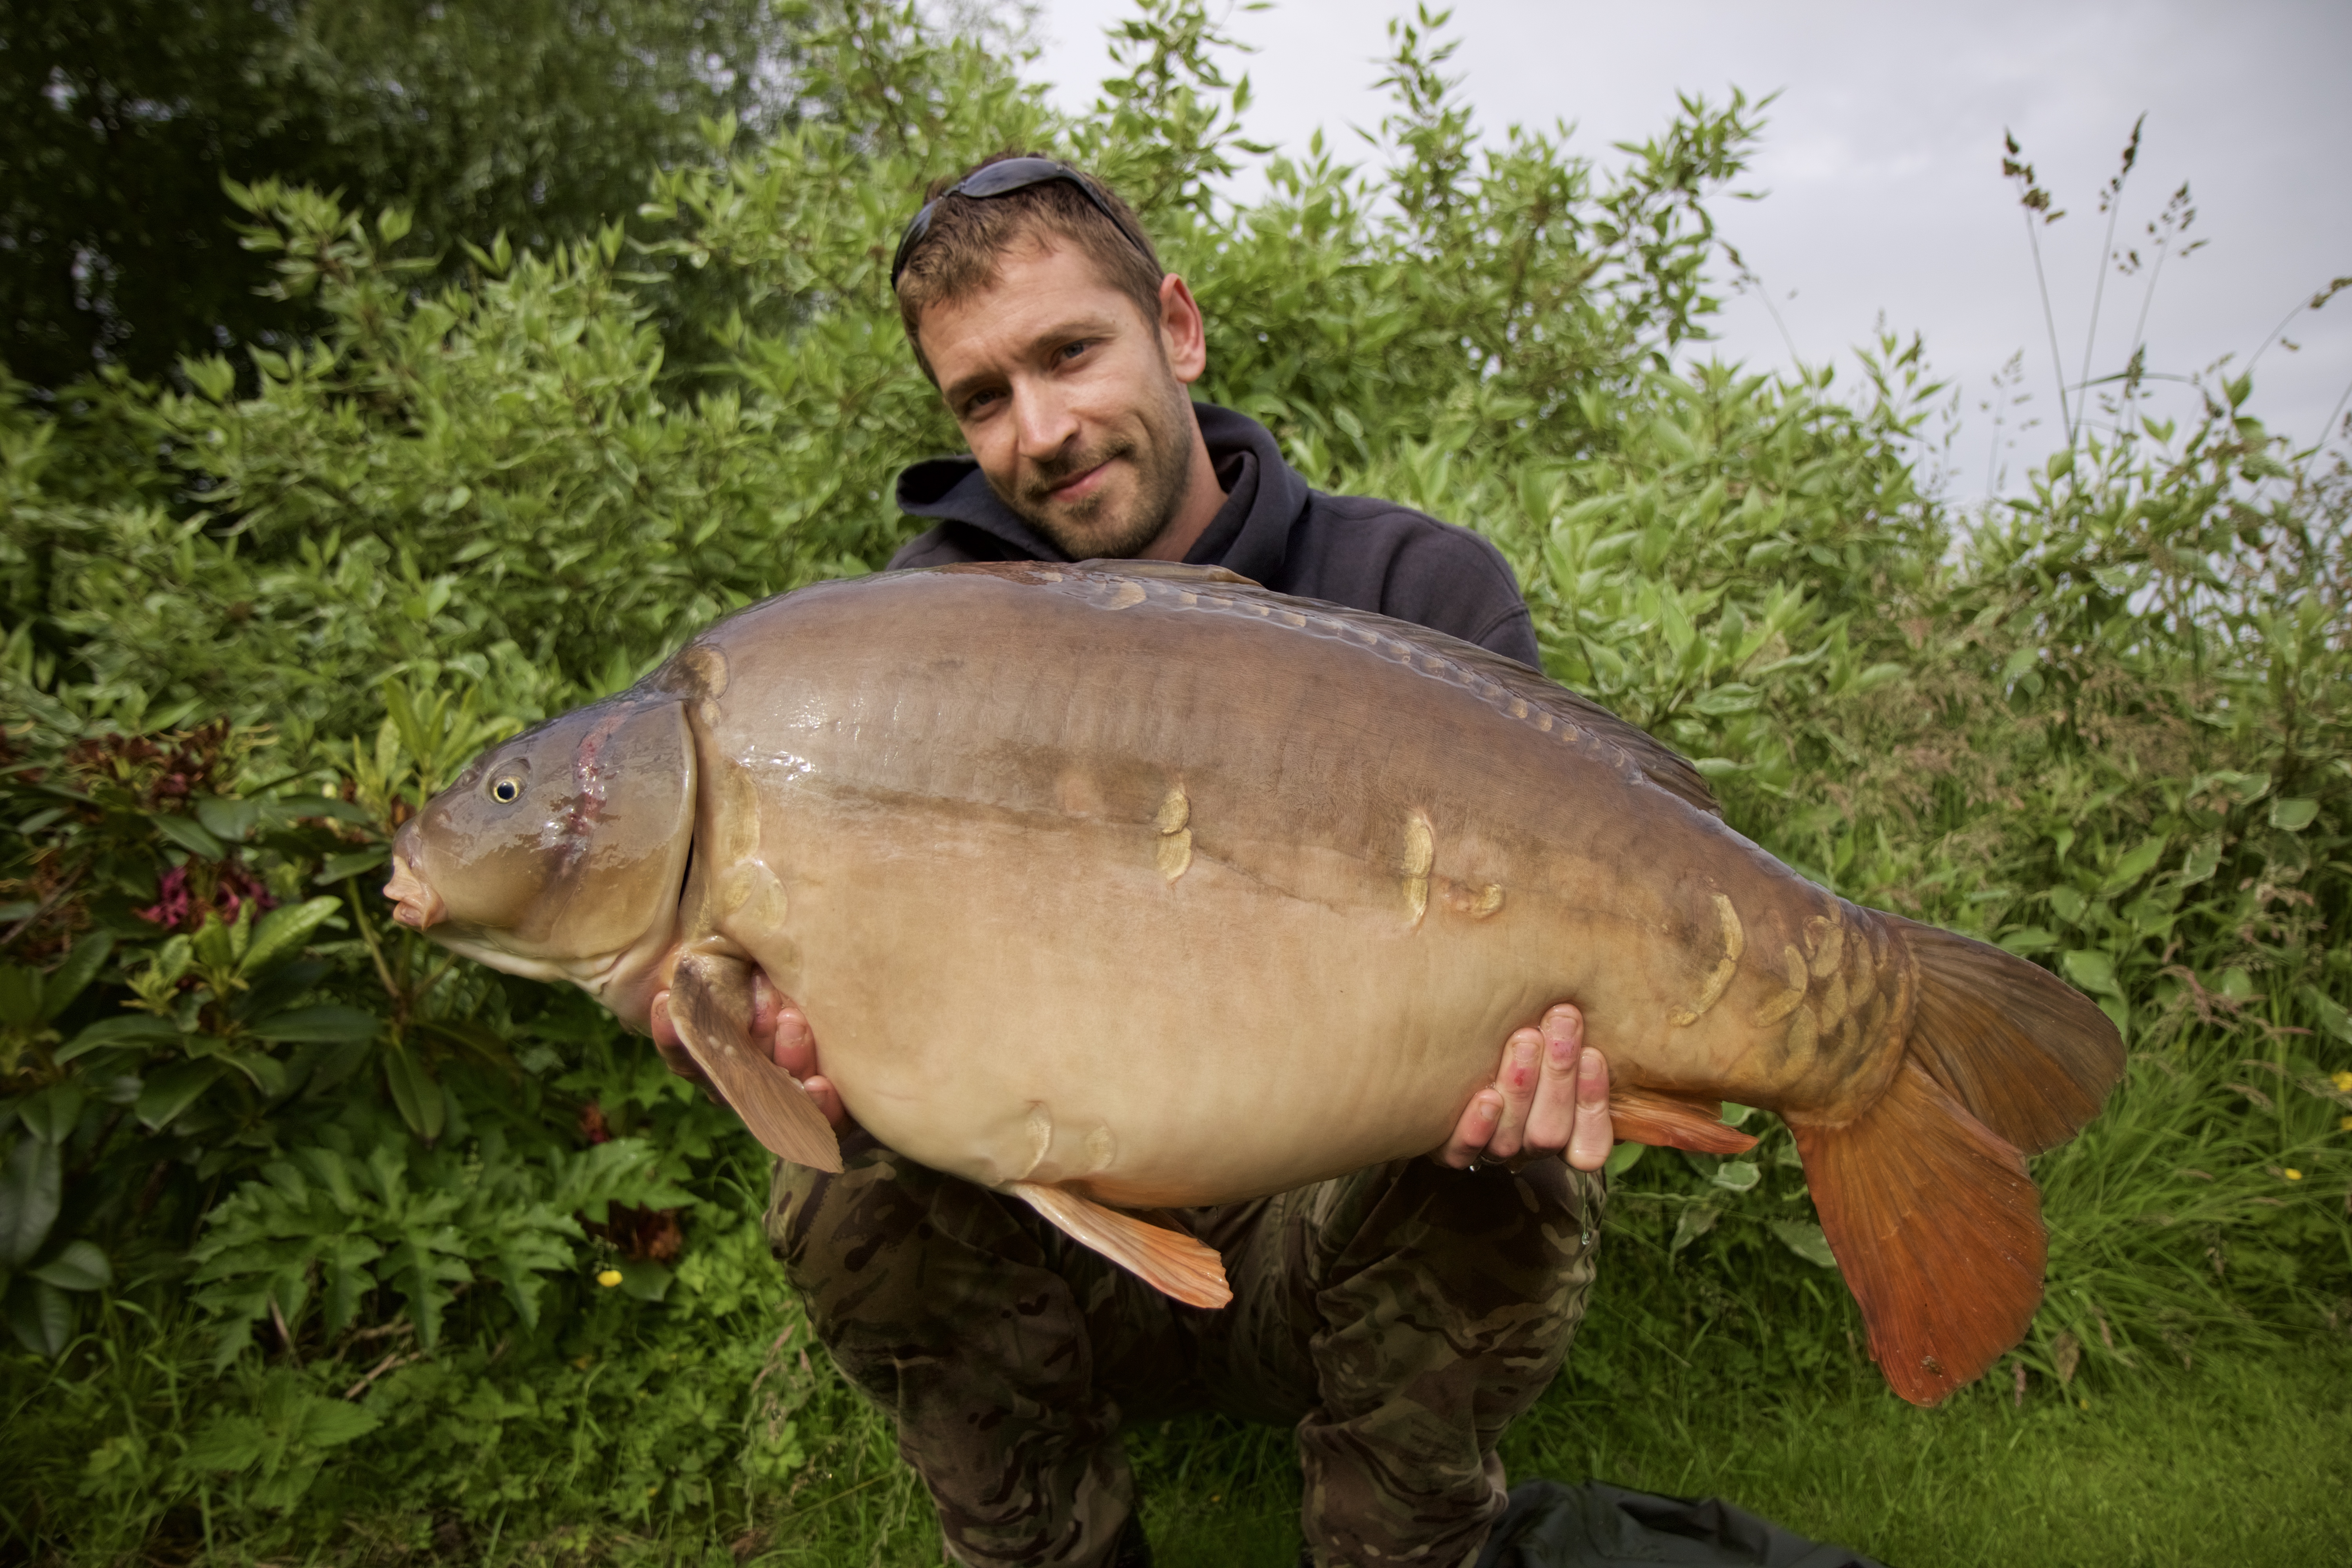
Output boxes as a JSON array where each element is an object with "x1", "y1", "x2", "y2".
[{"x1": 887, "y1": 402, "x2": 1541, "y2": 668}]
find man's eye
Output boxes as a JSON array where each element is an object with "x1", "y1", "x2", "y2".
[{"x1": 1056, "y1": 339, "x2": 1093, "y2": 365}]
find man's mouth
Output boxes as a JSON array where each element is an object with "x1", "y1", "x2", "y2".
[{"x1": 1029, "y1": 443, "x2": 1129, "y2": 510}]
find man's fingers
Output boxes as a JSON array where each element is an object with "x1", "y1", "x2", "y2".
[
  {"x1": 648, "y1": 989, "x2": 704, "y2": 1082},
  {"x1": 1438, "y1": 1088, "x2": 1504, "y2": 1169},
  {"x1": 771, "y1": 1001, "x2": 817, "y2": 1077},
  {"x1": 1520, "y1": 1004, "x2": 1585, "y2": 1153},
  {"x1": 1484, "y1": 1027, "x2": 1543, "y2": 1161},
  {"x1": 800, "y1": 1072, "x2": 848, "y2": 1130},
  {"x1": 1566, "y1": 1047, "x2": 1614, "y2": 1172}
]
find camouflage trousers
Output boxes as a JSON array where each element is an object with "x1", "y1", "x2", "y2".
[{"x1": 765, "y1": 1135, "x2": 1605, "y2": 1568}]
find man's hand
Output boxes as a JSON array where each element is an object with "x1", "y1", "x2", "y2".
[
  {"x1": 650, "y1": 969, "x2": 853, "y2": 1131},
  {"x1": 1436, "y1": 1004, "x2": 1613, "y2": 1172}
]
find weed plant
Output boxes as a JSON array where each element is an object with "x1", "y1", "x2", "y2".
[{"x1": 1, "y1": 2, "x2": 2347, "y2": 1562}]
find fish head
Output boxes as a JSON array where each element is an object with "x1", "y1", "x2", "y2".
[{"x1": 385, "y1": 694, "x2": 695, "y2": 1007}]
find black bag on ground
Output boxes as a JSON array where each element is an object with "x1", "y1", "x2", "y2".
[{"x1": 1474, "y1": 1480, "x2": 1889, "y2": 1568}]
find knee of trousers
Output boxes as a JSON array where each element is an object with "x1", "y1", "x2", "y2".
[{"x1": 762, "y1": 1144, "x2": 1078, "y2": 1389}]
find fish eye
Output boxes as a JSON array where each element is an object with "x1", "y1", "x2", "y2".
[{"x1": 490, "y1": 776, "x2": 523, "y2": 804}]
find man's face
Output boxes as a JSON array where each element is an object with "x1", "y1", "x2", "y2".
[{"x1": 917, "y1": 239, "x2": 1198, "y2": 559}]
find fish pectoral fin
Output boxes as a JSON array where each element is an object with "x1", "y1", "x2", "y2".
[
  {"x1": 668, "y1": 953, "x2": 843, "y2": 1174},
  {"x1": 1791, "y1": 1061, "x2": 2042, "y2": 1408},
  {"x1": 1005, "y1": 1182, "x2": 1232, "y2": 1310},
  {"x1": 1609, "y1": 1085, "x2": 1761, "y2": 1155}
]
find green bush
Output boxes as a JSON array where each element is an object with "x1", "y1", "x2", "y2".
[{"x1": 1, "y1": 1, "x2": 2345, "y2": 1560}]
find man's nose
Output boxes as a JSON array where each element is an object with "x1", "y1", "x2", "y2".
[{"x1": 1013, "y1": 379, "x2": 1081, "y2": 463}]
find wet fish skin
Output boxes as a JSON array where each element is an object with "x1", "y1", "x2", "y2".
[{"x1": 387, "y1": 560, "x2": 2122, "y2": 1406}]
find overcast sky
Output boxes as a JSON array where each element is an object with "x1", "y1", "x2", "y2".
[{"x1": 1024, "y1": 0, "x2": 2352, "y2": 501}]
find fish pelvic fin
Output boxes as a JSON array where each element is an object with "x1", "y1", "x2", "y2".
[
  {"x1": 1006, "y1": 1182, "x2": 1233, "y2": 1309},
  {"x1": 668, "y1": 953, "x2": 843, "y2": 1174},
  {"x1": 1609, "y1": 1085, "x2": 1760, "y2": 1155},
  {"x1": 1894, "y1": 920, "x2": 2125, "y2": 1154},
  {"x1": 1793, "y1": 1060, "x2": 2042, "y2": 1407}
]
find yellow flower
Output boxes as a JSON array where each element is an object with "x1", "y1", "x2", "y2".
[
  {"x1": 2283, "y1": 1169, "x2": 2303, "y2": 1181},
  {"x1": 2333, "y1": 1070, "x2": 2352, "y2": 1093},
  {"x1": 597, "y1": 1268, "x2": 624, "y2": 1287},
  {"x1": 2341, "y1": 1114, "x2": 2352, "y2": 1132}
]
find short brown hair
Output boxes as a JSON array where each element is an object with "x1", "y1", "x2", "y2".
[{"x1": 892, "y1": 153, "x2": 1166, "y2": 382}]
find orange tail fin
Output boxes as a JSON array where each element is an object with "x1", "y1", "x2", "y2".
[{"x1": 1793, "y1": 1060, "x2": 2044, "y2": 1406}]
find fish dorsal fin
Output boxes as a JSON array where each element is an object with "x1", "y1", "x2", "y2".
[
  {"x1": 668, "y1": 953, "x2": 843, "y2": 1173},
  {"x1": 1066, "y1": 565, "x2": 1722, "y2": 819},
  {"x1": 1071, "y1": 559, "x2": 1262, "y2": 588},
  {"x1": 1610, "y1": 1085, "x2": 1760, "y2": 1154},
  {"x1": 1007, "y1": 1181, "x2": 1233, "y2": 1308}
]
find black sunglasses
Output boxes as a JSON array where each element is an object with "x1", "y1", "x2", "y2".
[{"x1": 889, "y1": 157, "x2": 1157, "y2": 291}]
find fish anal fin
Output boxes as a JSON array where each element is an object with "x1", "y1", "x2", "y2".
[
  {"x1": 1007, "y1": 1181, "x2": 1233, "y2": 1309},
  {"x1": 669, "y1": 953, "x2": 843, "y2": 1174},
  {"x1": 1791, "y1": 1060, "x2": 2043, "y2": 1407},
  {"x1": 1610, "y1": 1085, "x2": 1760, "y2": 1155}
]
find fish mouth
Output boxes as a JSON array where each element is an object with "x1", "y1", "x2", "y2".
[{"x1": 383, "y1": 852, "x2": 447, "y2": 930}]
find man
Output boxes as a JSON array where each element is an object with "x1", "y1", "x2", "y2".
[{"x1": 652, "y1": 156, "x2": 1617, "y2": 1568}]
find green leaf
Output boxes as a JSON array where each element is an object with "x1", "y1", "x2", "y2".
[
  {"x1": 37, "y1": 933, "x2": 114, "y2": 1024},
  {"x1": 249, "y1": 1006, "x2": 380, "y2": 1043},
  {"x1": 2299, "y1": 985, "x2": 2352, "y2": 1045},
  {"x1": 224, "y1": 1051, "x2": 290, "y2": 1098},
  {"x1": 55, "y1": 1014, "x2": 185, "y2": 1063},
  {"x1": 1602, "y1": 1142, "x2": 1646, "y2": 1178},
  {"x1": 239, "y1": 897, "x2": 346, "y2": 976},
  {"x1": 1689, "y1": 683, "x2": 1760, "y2": 717},
  {"x1": 0, "y1": 1137, "x2": 64, "y2": 1267},
  {"x1": 18, "y1": 1084, "x2": 83, "y2": 1143},
  {"x1": 383, "y1": 1048, "x2": 445, "y2": 1141},
  {"x1": 2062, "y1": 949, "x2": 2121, "y2": 997},
  {"x1": 2100, "y1": 836, "x2": 2167, "y2": 891},
  {"x1": 2268, "y1": 797, "x2": 2318, "y2": 833},
  {"x1": 617, "y1": 1258, "x2": 672, "y2": 1303},
  {"x1": 5, "y1": 1277, "x2": 74, "y2": 1357},
  {"x1": 1997, "y1": 926, "x2": 2058, "y2": 955},
  {"x1": 315, "y1": 847, "x2": 389, "y2": 885},
  {"x1": 31, "y1": 1239, "x2": 112, "y2": 1292},
  {"x1": 150, "y1": 813, "x2": 228, "y2": 861},
  {"x1": 1710, "y1": 1158, "x2": 1760, "y2": 1192},
  {"x1": 1771, "y1": 1218, "x2": 1838, "y2": 1269},
  {"x1": 2180, "y1": 835, "x2": 2221, "y2": 886},
  {"x1": 1668, "y1": 1203, "x2": 1719, "y2": 1257},
  {"x1": 135, "y1": 1060, "x2": 225, "y2": 1131}
]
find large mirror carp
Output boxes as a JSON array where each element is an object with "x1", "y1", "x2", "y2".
[{"x1": 383, "y1": 561, "x2": 2122, "y2": 1406}]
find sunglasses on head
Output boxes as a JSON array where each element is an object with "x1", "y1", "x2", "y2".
[{"x1": 889, "y1": 157, "x2": 1157, "y2": 291}]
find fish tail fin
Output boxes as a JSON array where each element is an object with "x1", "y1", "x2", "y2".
[
  {"x1": 1791, "y1": 1060, "x2": 2042, "y2": 1406},
  {"x1": 1894, "y1": 920, "x2": 2125, "y2": 1154},
  {"x1": 1791, "y1": 920, "x2": 2123, "y2": 1405}
]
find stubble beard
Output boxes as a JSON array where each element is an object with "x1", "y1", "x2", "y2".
[{"x1": 1002, "y1": 378, "x2": 1197, "y2": 560}]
